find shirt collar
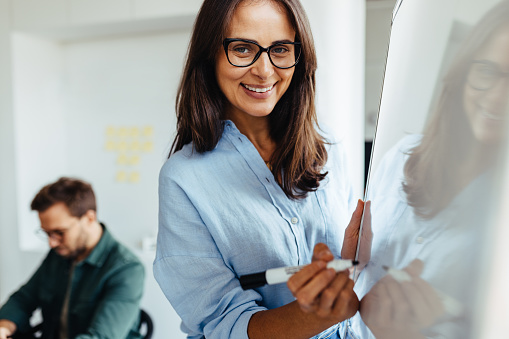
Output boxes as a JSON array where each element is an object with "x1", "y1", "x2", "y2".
[{"x1": 79, "y1": 223, "x2": 113, "y2": 267}]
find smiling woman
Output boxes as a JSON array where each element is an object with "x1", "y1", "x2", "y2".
[
  {"x1": 215, "y1": 1, "x2": 297, "y2": 125},
  {"x1": 153, "y1": 1, "x2": 365, "y2": 339}
]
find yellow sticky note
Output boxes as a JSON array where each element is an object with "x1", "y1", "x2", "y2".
[
  {"x1": 117, "y1": 154, "x2": 128, "y2": 165},
  {"x1": 130, "y1": 127, "x2": 139, "y2": 138},
  {"x1": 105, "y1": 140, "x2": 116, "y2": 151},
  {"x1": 142, "y1": 141, "x2": 154, "y2": 153},
  {"x1": 116, "y1": 171, "x2": 127, "y2": 182},
  {"x1": 119, "y1": 127, "x2": 128, "y2": 137},
  {"x1": 118, "y1": 141, "x2": 128, "y2": 152},
  {"x1": 129, "y1": 172, "x2": 140, "y2": 183},
  {"x1": 143, "y1": 126, "x2": 154, "y2": 137}
]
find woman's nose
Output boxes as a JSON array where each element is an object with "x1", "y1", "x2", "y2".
[{"x1": 251, "y1": 52, "x2": 274, "y2": 79}]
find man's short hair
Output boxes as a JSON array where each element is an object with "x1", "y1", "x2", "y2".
[{"x1": 31, "y1": 177, "x2": 97, "y2": 217}]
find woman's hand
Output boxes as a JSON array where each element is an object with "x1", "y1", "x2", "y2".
[
  {"x1": 359, "y1": 259, "x2": 444, "y2": 339},
  {"x1": 341, "y1": 200, "x2": 372, "y2": 270},
  {"x1": 287, "y1": 243, "x2": 359, "y2": 323}
]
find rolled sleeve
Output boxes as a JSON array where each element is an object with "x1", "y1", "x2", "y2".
[{"x1": 154, "y1": 167, "x2": 266, "y2": 339}]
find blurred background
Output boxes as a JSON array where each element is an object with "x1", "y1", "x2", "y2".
[{"x1": 0, "y1": 0, "x2": 396, "y2": 337}]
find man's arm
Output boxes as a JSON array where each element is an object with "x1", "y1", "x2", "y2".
[
  {"x1": 0, "y1": 255, "x2": 50, "y2": 336},
  {"x1": 73, "y1": 261, "x2": 145, "y2": 339}
]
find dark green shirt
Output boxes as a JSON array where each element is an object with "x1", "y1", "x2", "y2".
[{"x1": 0, "y1": 224, "x2": 145, "y2": 339}]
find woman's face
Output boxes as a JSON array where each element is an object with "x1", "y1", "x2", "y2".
[
  {"x1": 463, "y1": 25, "x2": 509, "y2": 145},
  {"x1": 216, "y1": 0, "x2": 296, "y2": 122}
]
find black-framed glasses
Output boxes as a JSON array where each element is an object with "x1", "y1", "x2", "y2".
[
  {"x1": 223, "y1": 38, "x2": 301, "y2": 69},
  {"x1": 467, "y1": 60, "x2": 509, "y2": 91},
  {"x1": 36, "y1": 220, "x2": 79, "y2": 241}
]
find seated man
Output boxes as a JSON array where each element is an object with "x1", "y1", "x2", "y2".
[{"x1": 0, "y1": 177, "x2": 145, "y2": 339}]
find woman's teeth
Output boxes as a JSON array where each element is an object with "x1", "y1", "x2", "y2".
[
  {"x1": 481, "y1": 110, "x2": 506, "y2": 121},
  {"x1": 243, "y1": 84, "x2": 274, "y2": 93}
]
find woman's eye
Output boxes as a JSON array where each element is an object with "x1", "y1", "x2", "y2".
[
  {"x1": 271, "y1": 46, "x2": 290, "y2": 54},
  {"x1": 231, "y1": 45, "x2": 254, "y2": 54},
  {"x1": 477, "y1": 65, "x2": 499, "y2": 78}
]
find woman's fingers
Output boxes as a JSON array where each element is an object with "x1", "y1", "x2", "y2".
[
  {"x1": 341, "y1": 199, "x2": 370, "y2": 261},
  {"x1": 360, "y1": 277, "x2": 393, "y2": 328},
  {"x1": 292, "y1": 267, "x2": 336, "y2": 311},
  {"x1": 347, "y1": 200, "x2": 365, "y2": 232},
  {"x1": 287, "y1": 260, "x2": 327, "y2": 292},
  {"x1": 404, "y1": 259, "x2": 424, "y2": 277},
  {"x1": 289, "y1": 243, "x2": 359, "y2": 319},
  {"x1": 312, "y1": 243, "x2": 334, "y2": 262},
  {"x1": 316, "y1": 270, "x2": 350, "y2": 315},
  {"x1": 401, "y1": 277, "x2": 444, "y2": 327},
  {"x1": 331, "y1": 276, "x2": 359, "y2": 319},
  {"x1": 384, "y1": 276, "x2": 412, "y2": 324}
]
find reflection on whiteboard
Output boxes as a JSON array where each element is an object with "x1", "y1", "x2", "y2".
[{"x1": 353, "y1": 1, "x2": 509, "y2": 338}]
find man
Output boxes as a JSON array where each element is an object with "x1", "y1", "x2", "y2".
[{"x1": 0, "y1": 177, "x2": 145, "y2": 339}]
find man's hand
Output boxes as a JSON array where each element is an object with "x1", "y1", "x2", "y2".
[
  {"x1": 0, "y1": 319, "x2": 16, "y2": 339},
  {"x1": 287, "y1": 243, "x2": 359, "y2": 324},
  {"x1": 359, "y1": 259, "x2": 444, "y2": 339}
]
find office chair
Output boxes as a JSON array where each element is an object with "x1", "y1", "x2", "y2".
[
  {"x1": 139, "y1": 309, "x2": 154, "y2": 339},
  {"x1": 11, "y1": 309, "x2": 153, "y2": 339}
]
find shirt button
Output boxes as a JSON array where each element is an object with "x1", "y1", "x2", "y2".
[
  {"x1": 416, "y1": 237, "x2": 424, "y2": 244},
  {"x1": 291, "y1": 217, "x2": 299, "y2": 224}
]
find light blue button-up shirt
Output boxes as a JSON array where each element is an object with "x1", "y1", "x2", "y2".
[{"x1": 154, "y1": 121, "x2": 355, "y2": 339}]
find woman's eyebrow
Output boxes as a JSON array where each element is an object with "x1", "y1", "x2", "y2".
[
  {"x1": 230, "y1": 37, "x2": 296, "y2": 45},
  {"x1": 473, "y1": 59, "x2": 500, "y2": 67},
  {"x1": 272, "y1": 39, "x2": 295, "y2": 44}
]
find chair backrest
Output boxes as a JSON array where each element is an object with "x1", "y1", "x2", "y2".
[{"x1": 139, "y1": 309, "x2": 154, "y2": 339}]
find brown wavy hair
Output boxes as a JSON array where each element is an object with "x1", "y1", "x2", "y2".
[
  {"x1": 169, "y1": 0, "x2": 328, "y2": 199},
  {"x1": 402, "y1": 1, "x2": 509, "y2": 218}
]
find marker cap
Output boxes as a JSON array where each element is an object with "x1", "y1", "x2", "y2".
[{"x1": 239, "y1": 272, "x2": 267, "y2": 290}]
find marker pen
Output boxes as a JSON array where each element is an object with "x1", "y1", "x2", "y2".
[
  {"x1": 383, "y1": 266, "x2": 463, "y2": 317},
  {"x1": 240, "y1": 259, "x2": 358, "y2": 290}
]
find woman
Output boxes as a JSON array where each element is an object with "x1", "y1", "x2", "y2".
[
  {"x1": 154, "y1": 0, "x2": 365, "y2": 338},
  {"x1": 352, "y1": 2, "x2": 509, "y2": 338}
]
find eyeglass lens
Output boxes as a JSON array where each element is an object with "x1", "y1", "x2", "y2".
[
  {"x1": 468, "y1": 61, "x2": 509, "y2": 90},
  {"x1": 37, "y1": 228, "x2": 65, "y2": 240},
  {"x1": 226, "y1": 40, "x2": 300, "y2": 69}
]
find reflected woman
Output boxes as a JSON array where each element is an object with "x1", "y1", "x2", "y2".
[
  {"x1": 154, "y1": 0, "x2": 365, "y2": 338},
  {"x1": 352, "y1": 1, "x2": 509, "y2": 339}
]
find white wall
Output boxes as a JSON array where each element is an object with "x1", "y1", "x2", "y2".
[
  {"x1": 303, "y1": 0, "x2": 366, "y2": 199},
  {"x1": 62, "y1": 31, "x2": 188, "y2": 249},
  {"x1": 12, "y1": 33, "x2": 68, "y2": 251},
  {"x1": 0, "y1": 0, "x2": 18, "y2": 298}
]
